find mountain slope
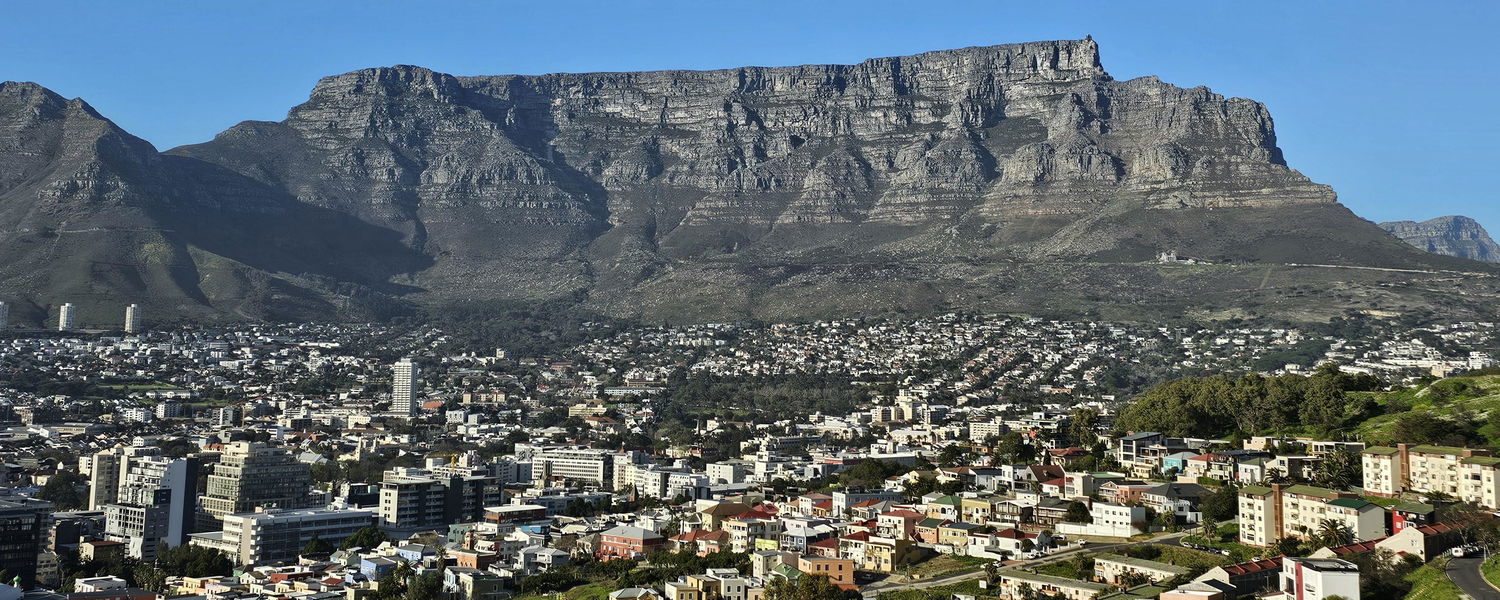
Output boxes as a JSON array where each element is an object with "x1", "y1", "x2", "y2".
[
  {"x1": 1379, "y1": 216, "x2": 1500, "y2": 263},
  {"x1": 0, "y1": 82, "x2": 420, "y2": 326},
  {"x1": 2, "y1": 40, "x2": 1497, "y2": 325}
]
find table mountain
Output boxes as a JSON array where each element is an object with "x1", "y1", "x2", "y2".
[
  {"x1": 2, "y1": 39, "x2": 1497, "y2": 325},
  {"x1": 1379, "y1": 216, "x2": 1500, "y2": 263}
]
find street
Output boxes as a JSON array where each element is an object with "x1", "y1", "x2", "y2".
[
  {"x1": 860, "y1": 532, "x2": 1190, "y2": 594},
  {"x1": 1448, "y1": 556, "x2": 1500, "y2": 600}
]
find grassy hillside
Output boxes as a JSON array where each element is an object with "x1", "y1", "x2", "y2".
[{"x1": 1354, "y1": 374, "x2": 1500, "y2": 447}]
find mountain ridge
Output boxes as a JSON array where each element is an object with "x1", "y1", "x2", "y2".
[
  {"x1": 1379, "y1": 216, "x2": 1500, "y2": 263},
  {"x1": 2, "y1": 39, "x2": 1498, "y2": 326}
]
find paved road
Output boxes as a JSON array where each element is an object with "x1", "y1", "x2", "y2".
[
  {"x1": 1449, "y1": 556, "x2": 1500, "y2": 600},
  {"x1": 861, "y1": 532, "x2": 1189, "y2": 594}
]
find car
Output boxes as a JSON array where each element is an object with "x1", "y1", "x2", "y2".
[
  {"x1": 1451, "y1": 547, "x2": 1467, "y2": 558},
  {"x1": 1076, "y1": 540, "x2": 1089, "y2": 546}
]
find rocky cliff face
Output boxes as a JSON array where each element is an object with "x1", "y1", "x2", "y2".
[
  {"x1": 1, "y1": 40, "x2": 1492, "y2": 325},
  {"x1": 1380, "y1": 216, "x2": 1500, "y2": 263}
]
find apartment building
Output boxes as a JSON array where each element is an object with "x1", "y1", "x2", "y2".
[
  {"x1": 1363, "y1": 444, "x2": 1500, "y2": 509},
  {"x1": 1276, "y1": 558, "x2": 1360, "y2": 600},
  {"x1": 995, "y1": 569, "x2": 1111, "y2": 600},
  {"x1": 1238, "y1": 484, "x2": 1384, "y2": 547},
  {"x1": 103, "y1": 454, "x2": 200, "y2": 561},
  {"x1": 189, "y1": 507, "x2": 375, "y2": 565},
  {"x1": 202, "y1": 442, "x2": 318, "y2": 522},
  {"x1": 517, "y1": 445, "x2": 614, "y2": 487},
  {"x1": 0, "y1": 497, "x2": 53, "y2": 587},
  {"x1": 1094, "y1": 553, "x2": 1191, "y2": 585},
  {"x1": 378, "y1": 467, "x2": 503, "y2": 534}
]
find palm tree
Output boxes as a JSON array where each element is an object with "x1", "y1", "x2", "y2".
[
  {"x1": 1199, "y1": 516, "x2": 1220, "y2": 540},
  {"x1": 1316, "y1": 520, "x2": 1354, "y2": 548}
]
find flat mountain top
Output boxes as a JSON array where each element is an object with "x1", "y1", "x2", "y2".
[{"x1": 2, "y1": 39, "x2": 1497, "y2": 327}]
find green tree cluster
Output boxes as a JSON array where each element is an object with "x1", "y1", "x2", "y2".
[{"x1": 1115, "y1": 365, "x2": 1379, "y2": 438}]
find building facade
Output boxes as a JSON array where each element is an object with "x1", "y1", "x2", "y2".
[
  {"x1": 189, "y1": 507, "x2": 374, "y2": 565},
  {"x1": 202, "y1": 442, "x2": 318, "y2": 522}
]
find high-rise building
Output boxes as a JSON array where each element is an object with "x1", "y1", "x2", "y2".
[
  {"x1": 124, "y1": 304, "x2": 141, "y2": 333},
  {"x1": 58, "y1": 303, "x2": 75, "y2": 331},
  {"x1": 85, "y1": 449, "x2": 125, "y2": 510},
  {"x1": 0, "y1": 497, "x2": 54, "y2": 587},
  {"x1": 212, "y1": 405, "x2": 243, "y2": 428},
  {"x1": 392, "y1": 357, "x2": 419, "y2": 416},
  {"x1": 0, "y1": 301, "x2": 8, "y2": 329},
  {"x1": 84, "y1": 444, "x2": 160, "y2": 510},
  {"x1": 377, "y1": 467, "x2": 503, "y2": 535},
  {"x1": 104, "y1": 453, "x2": 200, "y2": 561},
  {"x1": 202, "y1": 442, "x2": 318, "y2": 522}
]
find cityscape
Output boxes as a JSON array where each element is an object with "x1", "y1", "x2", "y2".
[
  {"x1": 3, "y1": 3, "x2": 1500, "y2": 600},
  {"x1": 2, "y1": 310, "x2": 1500, "y2": 600}
]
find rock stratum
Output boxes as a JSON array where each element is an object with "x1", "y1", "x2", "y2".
[
  {"x1": 2, "y1": 39, "x2": 1497, "y2": 326},
  {"x1": 1380, "y1": 216, "x2": 1500, "y2": 263}
]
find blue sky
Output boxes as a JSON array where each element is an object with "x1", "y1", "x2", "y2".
[{"x1": 2, "y1": 1, "x2": 1496, "y2": 228}]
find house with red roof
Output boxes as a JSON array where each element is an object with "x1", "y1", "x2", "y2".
[{"x1": 668, "y1": 529, "x2": 728, "y2": 556}]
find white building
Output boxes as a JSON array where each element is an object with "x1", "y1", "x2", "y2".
[
  {"x1": 58, "y1": 303, "x2": 75, "y2": 331},
  {"x1": 103, "y1": 454, "x2": 200, "y2": 561},
  {"x1": 124, "y1": 304, "x2": 141, "y2": 333},
  {"x1": 517, "y1": 445, "x2": 614, "y2": 487},
  {"x1": 392, "y1": 357, "x2": 419, "y2": 416},
  {"x1": 189, "y1": 507, "x2": 375, "y2": 565},
  {"x1": 1278, "y1": 557, "x2": 1360, "y2": 600}
]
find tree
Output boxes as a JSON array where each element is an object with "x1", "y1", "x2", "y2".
[
  {"x1": 1316, "y1": 520, "x2": 1354, "y2": 548},
  {"x1": 1064, "y1": 501, "x2": 1092, "y2": 523},
  {"x1": 938, "y1": 445, "x2": 967, "y2": 467},
  {"x1": 155, "y1": 544, "x2": 233, "y2": 577},
  {"x1": 1199, "y1": 484, "x2": 1238, "y2": 522},
  {"x1": 765, "y1": 574, "x2": 853, "y2": 600},
  {"x1": 405, "y1": 571, "x2": 442, "y2": 600},
  {"x1": 132, "y1": 564, "x2": 167, "y2": 594},
  {"x1": 1313, "y1": 447, "x2": 1361, "y2": 490},
  {"x1": 1199, "y1": 516, "x2": 1220, "y2": 540},
  {"x1": 1068, "y1": 408, "x2": 1099, "y2": 448},
  {"x1": 1300, "y1": 377, "x2": 1347, "y2": 430},
  {"x1": 1270, "y1": 537, "x2": 1304, "y2": 558},
  {"x1": 340, "y1": 526, "x2": 389, "y2": 550},
  {"x1": 38, "y1": 471, "x2": 87, "y2": 510},
  {"x1": 993, "y1": 432, "x2": 1034, "y2": 464},
  {"x1": 1436, "y1": 502, "x2": 1496, "y2": 547},
  {"x1": 303, "y1": 535, "x2": 334, "y2": 555}
]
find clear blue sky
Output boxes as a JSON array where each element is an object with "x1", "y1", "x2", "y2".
[{"x1": 3, "y1": 1, "x2": 1496, "y2": 229}]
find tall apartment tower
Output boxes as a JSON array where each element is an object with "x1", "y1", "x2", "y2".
[
  {"x1": 0, "y1": 498, "x2": 53, "y2": 588},
  {"x1": 104, "y1": 452, "x2": 200, "y2": 561},
  {"x1": 392, "y1": 357, "x2": 419, "y2": 416},
  {"x1": 0, "y1": 301, "x2": 8, "y2": 329},
  {"x1": 57, "y1": 303, "x2": 75, "y2": 331},
  {"x1": 202, "y1": 441, "x2": 317, "y2": 522},
  {"x1": 85, "y1": 448, "x2": 125, "y2": 510},
  {"x1": 124, "y1": 304, "x2": 141, "y2": 333}
]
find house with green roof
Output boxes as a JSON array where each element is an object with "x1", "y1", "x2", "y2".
[
  {"x1": 995, "y1": 569, "x2": 1111, "y2": 600},
  {"x1": 1093, "y1": 553, "x2": 1191, "y2": 585}
]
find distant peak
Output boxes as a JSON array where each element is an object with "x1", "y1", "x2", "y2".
[
  {"x1": 309, "y1": 64, "x2": 461, "y2": 101},
  {"x1": 0, "y1": 80, "x2": 66, "y2": 104}
]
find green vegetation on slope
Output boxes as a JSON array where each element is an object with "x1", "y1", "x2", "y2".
[
  {"x1": 1115, "y1": 363, "x2": 1380, "y2": 438},
  {"x1": 1402, "y1": 558, "x2": 1463, "y2": 600},
  {"x1": 1355, "y1": 374, "x2": 1500, "y2": 447}
]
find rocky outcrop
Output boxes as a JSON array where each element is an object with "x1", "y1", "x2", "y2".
[
  {"x1": 0, "y1": 40, "x2": 1491, "y2": 325},
  {"x1": 1380, "y1": 216, "x2": 1500, "y2": 262}
]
